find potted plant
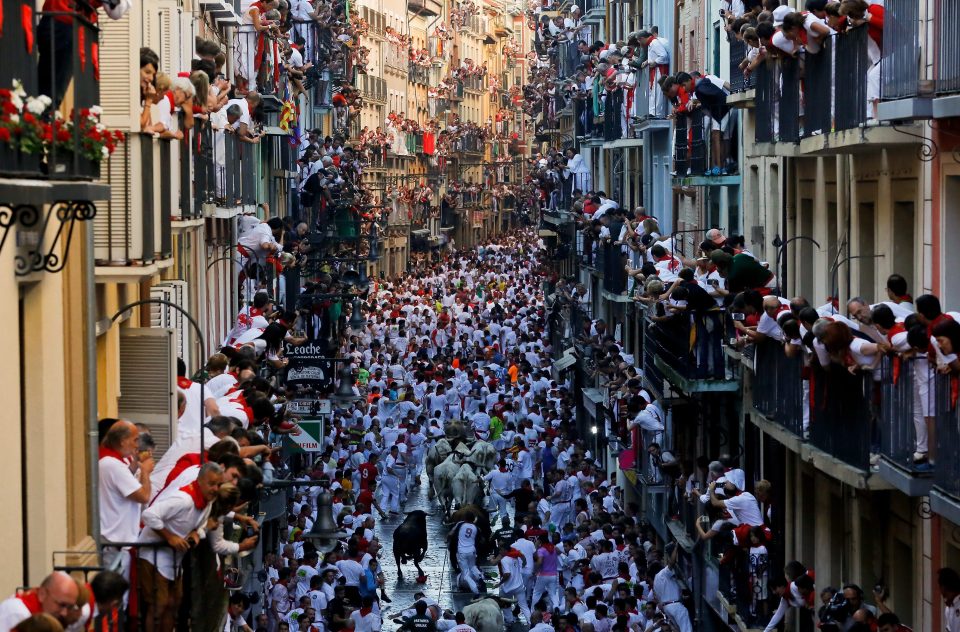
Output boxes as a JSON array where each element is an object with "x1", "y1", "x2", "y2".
[
  {"x1": 47, "y1": 105, "x2": 125, "y2": 180},
  {"x1": 0, "y1": 80, "x2": 51, "y2": 177}
]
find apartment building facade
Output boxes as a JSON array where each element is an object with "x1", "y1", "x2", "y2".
[{"x1": 556, "y1": 0, "x2": 960, "y2": 630}]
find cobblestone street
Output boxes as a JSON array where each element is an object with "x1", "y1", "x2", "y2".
[{"x1": 374, "y1": 476, "x2": 500, "y2": 630}]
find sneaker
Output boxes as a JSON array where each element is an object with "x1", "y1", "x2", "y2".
[
  {"x1": 869, "y1": 453, "x2": 880, "y2": 466},
  {"x1": 914, "y1": 461, "x2": 934, "y2": 472},
  {"x1": 913, "y1": 451, "x2": 928, "y2": 463}
]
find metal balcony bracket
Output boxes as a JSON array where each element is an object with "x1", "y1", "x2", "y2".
[
  {"x1": 890, "y1": 121, "x2": 939, "y2": 162},
  {"x1": 3, "y1": 200, "x2": 97, "y2": 276}
]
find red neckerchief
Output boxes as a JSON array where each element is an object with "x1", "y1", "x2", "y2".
[
  {"x1": 230, "y1": 392, "x2": 255, "y2": 423},
  {"x1": 499, "y1": 467, "x2": 508, "y2": 473},
  {"x1": 180, "y1": 480, "x2": 208, "y2": 510},
  {"x1": 164, "y1": 91, "x2": 176, "y2": 114},
  {"x1": 895, "y1": 294, "x2": 912, "y2": 304},
  {"x1": 504, "y1": 548, "x2": 524, "y2": 558},
  {"x1": 359, "y1": 607, "x2": 374, "y2": 617},
  {"x1": 16, "y1": 591, "x2": 43, "y2": 615},
  {"x1": 164, "y1": 453, "x2": 204, "y2": 487},
  {"x1": 177, "y1": 376, "x2": 193, "y2": 390},
  {"x1": 540, "y1": 542, "x2": 556, "y2": 553},
  {"x1": 99, "y1": 445, "x2": 126, "y2": 462}
]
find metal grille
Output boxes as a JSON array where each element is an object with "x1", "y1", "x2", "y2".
[{"x1": 882, "y1": 0, "x2": 921, "y2": 99}]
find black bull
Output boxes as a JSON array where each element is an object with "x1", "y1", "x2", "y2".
[
  {"x1": 447, "y1": 504, "x2": 493, "y2": 570},
  {"x1": 393, "y1": 510, "x2": 429, "y2": 579}
]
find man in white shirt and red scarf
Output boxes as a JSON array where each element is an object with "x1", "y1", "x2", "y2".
[
  {"x1": 136, "y1": 462, "x2": 224, "y2": 632},
  {"x1": 0, "y1": 572, "x2": 79, "y2": 631},
  {"x1": 641, "y1": 27, "x2": 670, "y2": 118},
  {"x1": 99, "y1": 420, "x2": 153, "y2": 570}
]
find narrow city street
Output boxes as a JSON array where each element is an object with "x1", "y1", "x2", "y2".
[{"x1": 374, "y1": 479, "x2": 499, "y2": 631}]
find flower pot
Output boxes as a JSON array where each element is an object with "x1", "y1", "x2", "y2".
[
  {"x1": 0, "y1": 143, "x2": 43, "y2": 178},
  {"x1": 50, "y1": 151, "x2": 100, "y2": 180}
]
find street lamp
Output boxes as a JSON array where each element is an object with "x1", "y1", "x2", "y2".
[
  {"x1": 348, "y1": 297, "x2": 366, "y2": 331},
  {"x1": 332, "y1": 365, "x2": 362, "y2": 404},
  {"x1": 303, "y1": 490, "x2": 348, "y2": 552},
  {"x1": 772, "y1": 234, "x2": 822, "y2": 297}
]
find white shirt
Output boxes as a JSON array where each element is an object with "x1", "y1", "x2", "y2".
[
  {"x1": 99, "y1": 454, "x2": 143, "y2": 543},
  {"x1": 511, "y1": 538, "x2": 536, "y2": 575},
  {"x1": 139, "y1": 486, "x2": 212, "y2": 579},
  {"x1": 0, "y1": 596, "x2": 36, "y2": 632},
  {"x1": 457, "y1": 522, "x2": 479, "y2": 552},
  {"x1": 723, "y1": 492, "x2": 764, "y2": 527}
]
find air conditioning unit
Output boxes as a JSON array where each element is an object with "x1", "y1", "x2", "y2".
[{"x1": 118, "y1": 328, "x2": 177, "y2": 456}]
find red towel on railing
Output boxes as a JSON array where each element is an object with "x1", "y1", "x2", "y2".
[{"x1": 422, "y1": 133, "x2": 435, "y2": 155}]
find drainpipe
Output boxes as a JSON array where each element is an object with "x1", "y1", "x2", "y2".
[{"x1": 84, "y1": 222, "x2": 101, "y2": 562}]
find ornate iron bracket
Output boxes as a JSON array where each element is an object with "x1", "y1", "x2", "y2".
[
  {"x1": 6, "y1": 200, "x2": 97, "y2": 276},
  {"x1": 890, "y1": 122, "x2": 939, "y2": 162}
]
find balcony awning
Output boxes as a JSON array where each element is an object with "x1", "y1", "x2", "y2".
[
  {"x1": 552, "y1": 348, "x2": 577, "y2": 372},
  {"x1": 582, "y1": 387, "x2": 604, "y2": 417}
]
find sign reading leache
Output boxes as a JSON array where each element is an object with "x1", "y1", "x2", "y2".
[{"x1": 284, "y1": 342, "x2": 334, "y2": 389}]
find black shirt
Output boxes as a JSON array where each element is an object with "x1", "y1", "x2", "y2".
[
  {"x1": 327, "y1": 597, "x2": 349, "y2": 631},
  {"x1": 406, "y1": 614, "x2": 437, "y2": 632}
]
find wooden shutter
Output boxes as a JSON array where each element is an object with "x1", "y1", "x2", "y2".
[
  {"x1": 99, "y1": 10, "x2": 140, "y2": 130},
  {"x1": 150, "y1": 281, "x2": 192, "y2": 371},
  {"x1": 118, "y1": 328, "x2": 177, "y2": 456}
]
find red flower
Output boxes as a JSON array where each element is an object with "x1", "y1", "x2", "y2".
[
  {"x1": 113, "y1": 130, "x2": 124, "y2": 141},
  {"x1": 3, "y1": 101, "x2": 18, "y2": 115},
  {"x1": 22, "y1": 113, "x2": 36, "y2": 125},
  {"x1": 0, "y1": 90, "x2": 10, "y2": 98},
  {"x1": 0, "y1": 128, "x2": 10, "y2": 142},
  {"x1": 56, "y1": 129, "x2": 70, "y2": 142}
]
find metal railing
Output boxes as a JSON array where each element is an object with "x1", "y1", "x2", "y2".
[
  {"x1": 644, "y1": 309, "x2": 731, "y2": 381},
  {"x1": 808, "y1": 367, "x2": 873, "y2": 471},
  {"x1": 672, "y1": 113, "x2": 707, "y2": 176},
  {"x1": 751, "y1": 341, "x2": 805, "y2": 437},
  {"x1": 803, "y1": 39, "x2": 833, "y2": 138},
  {"x1": 937, "y1": 1, "x2": 960, "y2": 94},
  {"x1": 729, "y1": 38, "x2": 755, "y2": 93},
  {"x1": 881, "y1": 0, "x2": 921, "y2": 100},
  {"x1": 575, "y1": 97, "x2": 598, "y2": 138},
  {"x1": 935, "y1": 373, "x2": 960, "y2": 498},
  {"x1": 408, "y1": 63, "x2": 431, "y2": 85},
  {"x1": 880, "y1": 356, "x2": 934, "y2": 474},
  {"x1": 462, "y1": 75, "x2": 486, "y2": 92},
  {"x1": 604, "y1": 89, "x2": 624, "y2": 141},
  {"x1": 754, "y1": 60, "x2": 776, "y2": 143},
  {"x1": 37, "y1": 3, "x2": 101, "y2": 180},
  {"x1": 834, "y1": 27, "x2": 870, "y2": 130}
]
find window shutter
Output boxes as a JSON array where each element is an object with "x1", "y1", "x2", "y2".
[
  {"x1": 151, "y1": 281, "x2": 192, "y2": 371},
  {"x1": 99, "y1": 11, "x2": 140, "y2": 130},
  {"x1": 118, "y1": 328, "x2": 177, "y2": 456}
]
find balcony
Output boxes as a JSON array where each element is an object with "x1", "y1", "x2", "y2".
[
  {"x1": 491, "y1": 14, "x2": 511, "y2": 37},
  {"x1": 750, "y1": 340, "x2": 804, "y2": 446},
  {"x1": 642, "y1": 308, "x2": 739, "y2": 396},
  {"x1": 878, "y1": 356, "x2": 934, "y2": 495},
  {"x1": 931, "y1": 373, "x2": 960, "y2": 524},
  {"x1": 877, "y1": 0, "x2": 960, "y2": 120},
  {"x1": 94, "y1": 134, "x2": 173, "y2": 270},
  {"x1": 603, "y1": 89, "x2": 624, "y2": 142},
  {"x1": 727, "y1": 38, "x2": 756, "y2": 107},
  {"x1": 753, "y1": 27, "x2": 922, "y2": 156},
  {"x1": 745, "y1": 342, "x2": 889, "y2": 488},
  {"x1": 575, "y1": 98, "x2": 602, "y2": 141},
  {"x1": 199, "y1": 0, "x2": 242, "y2": 25},
  {"x1": 408, "y1": 0, "x2": 442, "y2": 17},
  {"x1": 579, "y1": 0, "x2": 604, "y2": 23},
  {"x1": 409, "y1": 64, "x2": 431, "y2": 86},
  {"x1": 357, "y1": 75, "x2": 387, "y2": 103},
  {"x1": 462, "y1": 75, "x2": 486, "y2": 93},
  {"x1": 1, "y1": 1, "x2": 102, "y2": 181},
  {"x1": 459, "y1": 132, "x2": 483, "y2": 154},
  {"x1": 672, "y1": 111, "x2": 741, "y2": 186}
]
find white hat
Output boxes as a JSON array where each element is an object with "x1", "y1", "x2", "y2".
[
  {"x1": 343, "y1": 515, "x2": 355, "y2": 525},
  {"x1": 599, "y1": 49, "x2": 611, "y2": 60},
  {"x1": 772, "y1": 5, "x2": 791, "y2": 26}
]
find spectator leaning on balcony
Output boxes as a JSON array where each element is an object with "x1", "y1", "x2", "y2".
[
  {"x1": 0, "y1": 572, "x2": 79, "y2": 632},
  {"x1": 151, "y1": 77, "x2": 196, "y2": 141},
  {"x1": 640, "y1": 27, "x2": 671, "y2": 118},
  {"x1": 674, "y1": 72, "x2": 732, "y2": 175},
  {"x1": 709, "y1": 250, "x2": 775, "y2": 294},
  {"x1": 136, "y1": 462, "x2": 224, "y2": 632},
  {"x1": 99, "y1": 420, "x2": 154, "y2": 570},
  {"x1": 840, "y1": 0, "x2": 884, "y2": 120},
  {"x1": 226, "y1": 92, "x2": 264, "y2": 144}
]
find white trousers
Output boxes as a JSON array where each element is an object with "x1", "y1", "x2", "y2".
[
  {"x1": 381, "y1": 475, "x2": 401, "y2": 512},
  {"x1": 456, "y1": 549, "x2": 482, "y2": 593},
  {"x1": 532, "y1": 575, "x2": 560, "y2": 612}
]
